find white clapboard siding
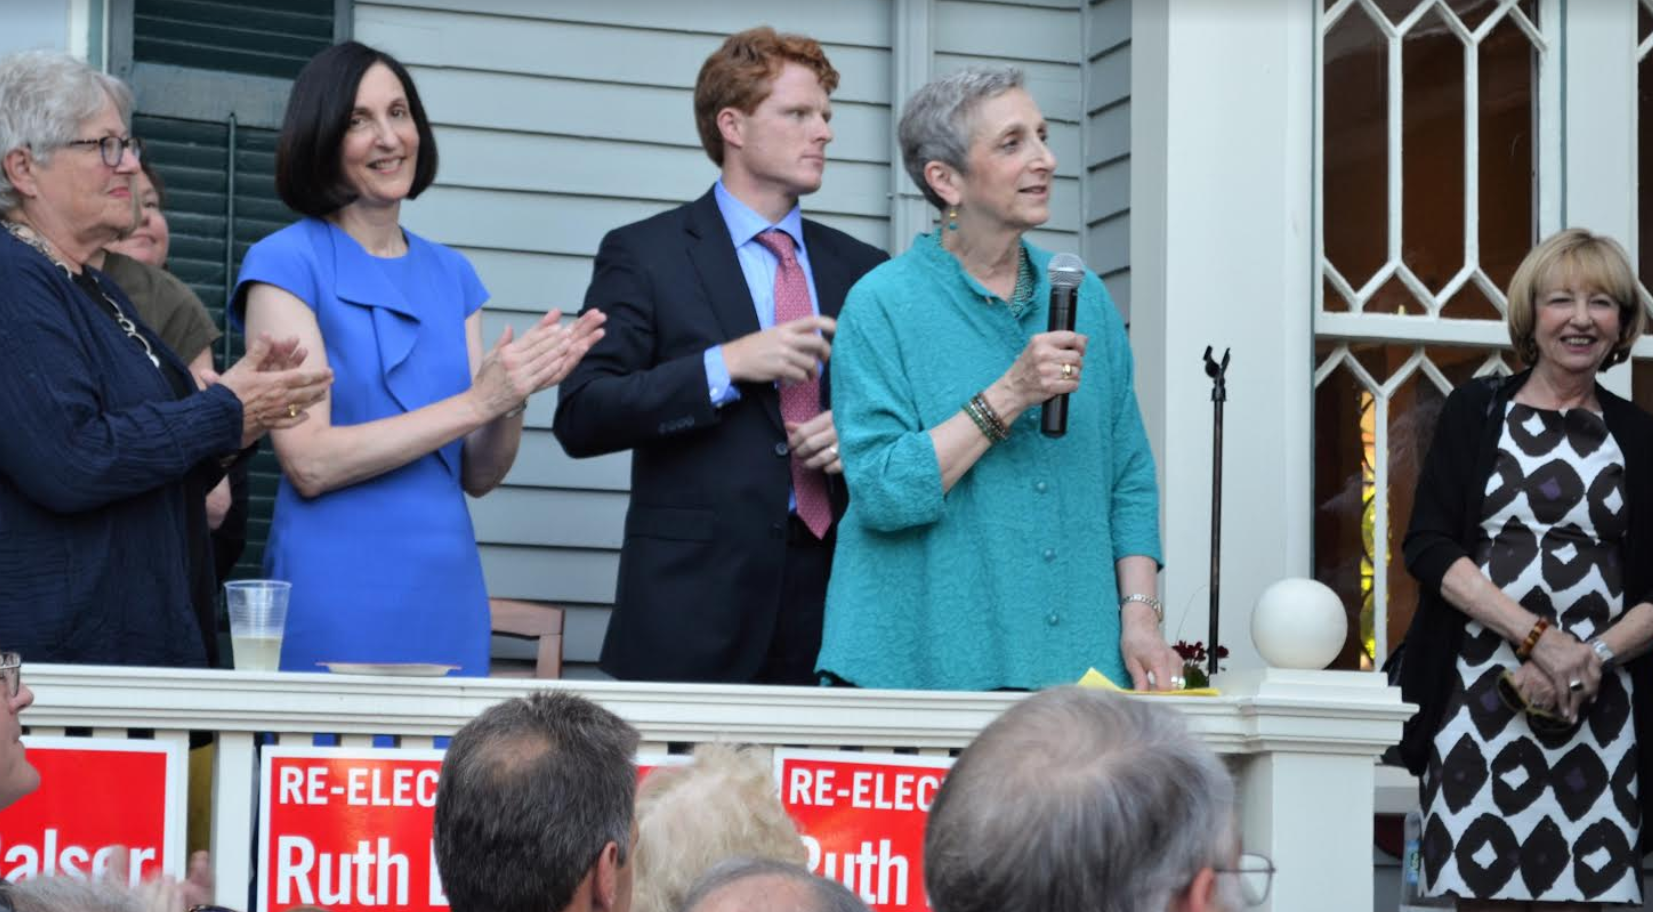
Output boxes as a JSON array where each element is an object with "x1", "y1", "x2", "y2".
[
  {"x1": 932, "y1": 0, "x2": 1085, "y2": 256},
  {"x1": 355, "y1": 2, "x2": 895, "y2": 668},
  {"x1": 1085, "y1": 0, "x2": 1131, "y2": 316}
]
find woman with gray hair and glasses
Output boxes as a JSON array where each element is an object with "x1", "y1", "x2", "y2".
[
  {"x1": 815, "y1": 65, "x2": 1180, "y2": 691},
  {"x1": 0, "y1": 50, "x2": 331, "y2": 668}
]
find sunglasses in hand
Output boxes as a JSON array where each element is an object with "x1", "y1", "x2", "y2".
[{"x1": 1495, "y1": 670, "x2": 1578, "y2": 734}]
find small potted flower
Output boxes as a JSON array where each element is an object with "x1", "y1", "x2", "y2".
[{"x1": 1171, "y1": 640, "x2": 1229, "y2": 689}]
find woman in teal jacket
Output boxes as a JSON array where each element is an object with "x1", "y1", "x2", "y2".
[{"x1": 817, "y1": 65, "x2": 1179, "y2": 691}]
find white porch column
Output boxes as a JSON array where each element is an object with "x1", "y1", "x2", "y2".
[
  {"x1": 1561, "y1": 0, "x2": 1639, "y2": 395},
  {"x1": 1130, "y1": 1, "x2": 1316, "y2": 669}
]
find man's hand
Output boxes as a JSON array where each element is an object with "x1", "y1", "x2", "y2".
[
  {"x1": 787, "y1": 410, "x2": 842, "y2": 475},
  {"x1": 723, "y1": 315, "x2": 835, "y2": 385}
]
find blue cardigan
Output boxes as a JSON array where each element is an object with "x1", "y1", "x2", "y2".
[
  {"x1": 0, "y1": 231, "x2": 242, "y2": 666},
  {"x1": 817, "y1": 232, "x2": 1162, "y2": 690}
]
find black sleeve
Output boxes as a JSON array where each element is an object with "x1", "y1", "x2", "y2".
[
  {"x1": 1402, "y1": 380, "x2": 1489, "y2": 595},
  {"x1": 552, "y1": 229, "x2": 723, "y2": 457}
]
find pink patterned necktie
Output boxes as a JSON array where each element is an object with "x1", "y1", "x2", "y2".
[{"x1": 754, "y1": 228, "x2": 831, "y2": 539}]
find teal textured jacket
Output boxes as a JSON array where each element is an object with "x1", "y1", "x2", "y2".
[{"x1": 816, "y1": 232, "x2": 1162, "y2": 690}]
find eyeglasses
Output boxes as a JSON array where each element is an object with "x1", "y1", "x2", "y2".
[
  {"x1": 1214, "y1": 852, "x2": 1275, "y2": 907},
  {"x1": 65, "y1": 135, "x2": 143, "y2": 167},
  {"x1": 1495, "y1": 670, "x2": 1575, "y2": 734},
  {"x1": 0, "y1": 653, "x2": 20, "y2": 700}
]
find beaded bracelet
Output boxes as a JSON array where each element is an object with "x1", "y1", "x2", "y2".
[
  {"x1": 962, "y1": 398, "x2": 1002, "y2": 443},
  {"x1": 958, "y1": 394, "x2": 1005, "y2": 446},
  {"x1": 970, "y1": 393, "x2": 1009, "y2": 441},
  {"x1": 1514, "y1": 616, "x2": 1552, "y2": 660}
]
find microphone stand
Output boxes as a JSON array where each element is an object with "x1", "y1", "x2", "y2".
[{"x1": 1203, "y1": 347, "x2": 1231, "y2": 679}]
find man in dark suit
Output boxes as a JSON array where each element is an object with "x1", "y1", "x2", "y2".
[{"x1": 554, "y1": 27, "x2": 887, "y2": 684}]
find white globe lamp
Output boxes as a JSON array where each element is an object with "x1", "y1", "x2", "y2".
[{"x1": 1251, "y1": 578, "x2": 1347, "y2": 670}]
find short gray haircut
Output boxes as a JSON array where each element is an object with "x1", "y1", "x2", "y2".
[
  {"x1": 0, "y1": 50, "x2": 133, "y2": 211},
  {"x1": 5, "y1": 875, "x2": 145, "y2": 912},
  {"x1": 679, "y1": 858, "x2": 867, "y2": 912},
  {"x1": 634, "y1": 744, "x2": 808, "y2": 912},
  {"x1": 897, "y1": 64, "x2": 1025, "y2": 211},
  {"x1": 925, "y1": 687, "x2": 1236, "y2": 912}
]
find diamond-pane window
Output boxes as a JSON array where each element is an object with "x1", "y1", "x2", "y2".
[{"x1": 1315, "y1": 1, "x2": 1546, "y2": 667}]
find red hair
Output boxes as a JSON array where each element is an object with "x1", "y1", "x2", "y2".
[{"x1": 693, "y1": 27, "x2": 839, "y2": 166}]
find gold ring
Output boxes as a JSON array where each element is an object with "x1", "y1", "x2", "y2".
[
  {"x1": 1061, "y1": 363, "x2": 1074, "y2": 380},
  {"x1": 287, "y1": 404, "x2": 298, "y2": 419}
]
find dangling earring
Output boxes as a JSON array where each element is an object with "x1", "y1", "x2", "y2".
[{"x1": 946, "y1": 206, "x2": 959, "y2": 231}]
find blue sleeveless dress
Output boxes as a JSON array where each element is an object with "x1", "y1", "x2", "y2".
[{"x1": 234, "y1": 218, "x2": 490, "y2": 675}]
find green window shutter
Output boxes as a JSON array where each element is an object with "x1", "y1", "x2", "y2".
[
  {"x1": 132, "y1": 0, "x2": 337, "y2": 80},
  {"x1": 134, "y1": 113, "x2": 290, "y2": 580},
  {"x1": 126, "y1": 0, "x2": 337, "y2": 583}
]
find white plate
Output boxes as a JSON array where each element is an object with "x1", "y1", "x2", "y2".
[{"x1": 319, "y1": 662, "x2": 459, "y2": 677}]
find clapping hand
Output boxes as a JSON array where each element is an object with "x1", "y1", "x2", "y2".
[{"x1": 472, "y1": 308, "x2": 608, "y2": 421}]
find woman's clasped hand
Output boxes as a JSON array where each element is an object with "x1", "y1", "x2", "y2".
[{"x1": 1512, "y1": 623, "x2": 1604, "y2": 721}]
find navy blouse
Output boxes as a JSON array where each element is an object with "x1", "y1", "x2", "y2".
[{"x1": 0, "y1": 230, "x2": 242, "y2": 666}]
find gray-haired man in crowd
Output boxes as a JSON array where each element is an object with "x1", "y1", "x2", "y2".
[
  {"x1": 434, "y1": 691, "x2": 640, "y2": 912},
  {"x1": 924, "y1": 687, "x2": 1273, "y2": 912}
]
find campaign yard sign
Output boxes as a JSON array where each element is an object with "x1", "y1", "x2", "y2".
[
  {"x1": 0, "y1": 737, "x2": 185, "y2": 886},
  {"x1": 260, "y1": 747, "x2": 447, "y2": 912},
  {"x1": 774, "y1": 749, "x2": 953, "y2": 912}
]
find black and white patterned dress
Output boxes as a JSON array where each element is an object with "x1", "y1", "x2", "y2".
[{"x1": 1421, "y1": 403, "x2": 1638, "y2": 903}]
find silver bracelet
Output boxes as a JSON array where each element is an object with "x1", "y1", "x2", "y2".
[
  {"x1": 1119, "y1": 593, "x2": 1163, "y2": 626},
  {"x1": 1588, "y1": 636, "x2": 1617, "y2": 672},
  {"x1": 502, "y1": 399, "x2": 529, "y2": 419}
]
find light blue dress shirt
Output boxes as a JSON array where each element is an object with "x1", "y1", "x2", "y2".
[{"x1": 700, "y1": 180, "x2": 822, "y2": 405}]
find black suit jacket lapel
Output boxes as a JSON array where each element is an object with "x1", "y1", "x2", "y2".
[{"x1": 684, "y1": 190, "x2": 784, "y2": 434}]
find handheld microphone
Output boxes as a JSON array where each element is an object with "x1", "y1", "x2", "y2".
[{"x1": 1042, "y1": 253, "x2": 1085, "y2": 438}]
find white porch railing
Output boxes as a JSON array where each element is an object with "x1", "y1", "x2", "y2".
[{"x1": 25, "y1": 665, "x2": 1411, "y2": 912}]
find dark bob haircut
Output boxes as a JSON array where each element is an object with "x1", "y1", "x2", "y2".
[{"x1": 274, "y1": 41, "x2": 437, "y2": 217}]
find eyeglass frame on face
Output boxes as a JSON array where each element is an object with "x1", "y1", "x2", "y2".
[
  {"x1": 1212, "y1": 852, "x2": 1276, "y2": 907},
  {"x1": 0, "y1": 653, "x2": 20, "y2": 701},
  {"x1": 63, "y1": 135, "x2": 143, "y2": 168}
]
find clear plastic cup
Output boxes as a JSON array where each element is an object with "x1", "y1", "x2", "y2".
[{"x1": 225, "y1": 580, "x2": 291, "y2": 671}]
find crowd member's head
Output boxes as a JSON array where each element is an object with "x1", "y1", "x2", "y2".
[
  {"x1": 678, "y1": 858, "x2": 866, "y2": 912},
  {"x1": 434, "y1": 691, "x2": 640, "y2": 912},
  {"x1": 0, "y1": 652, "x2": 38, "y2": 810},
  {"x1": 3, "y1": 876, "x2": 143, "y2": 912},
  {"x1": 632, "y1": 744, "x2": 807, "y2": 912},
  {"x1": 926, "y1": 688, "x2": 1265, "y2": 912},
  {"x1": 0, "y1": 50, "x2": 139, "y2": 254},
  {"x1": 1505, "y1": 227, "x2": 1642, "y2": 373},
  {"x1": 275, "y1": 40, "x2": 437, "y2": 218},
  {"x1": 105, "y1": 157, "x2": 169, "y2": 266},
  {"x1": 693, "y1": 27, "x2": 838, "y2": 199}
]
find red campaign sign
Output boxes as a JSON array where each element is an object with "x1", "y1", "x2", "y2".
[
  {"x1": 259, "y1": 749, "x2": 692, "y2": 912},
  {"x1": 259, "y1": 748, "x2": 447, "y2": 912},
  {"x1": 774, "y1": 750, "x2": 952, "y2": 912},
  {"x1": 0, "y1": 737, "x2": 184, "y2": 885}
]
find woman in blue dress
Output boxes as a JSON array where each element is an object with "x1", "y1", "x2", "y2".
[{"x1": 234, "y1": 42, "x2": 605, "y2": 674}]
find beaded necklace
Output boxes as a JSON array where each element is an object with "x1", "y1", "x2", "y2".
[
  {"x1": 1006, "y1": 246, "x2": 1035, "y2": 319},
  {"x1": 3, "y1": 219, "x2": 160, "y2": 370}
]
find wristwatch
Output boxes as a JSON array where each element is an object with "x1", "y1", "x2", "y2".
[
  {"x1": 1587, "y1": 636, "x2": 1617, "y2": 672},
  {"x1": 1119, "y1": 593, "x2": 1164, "y2": 626}
]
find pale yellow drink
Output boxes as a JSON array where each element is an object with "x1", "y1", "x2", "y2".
[{"x1": 231, "y1": 634, "x2": 283, "y2": 672}]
